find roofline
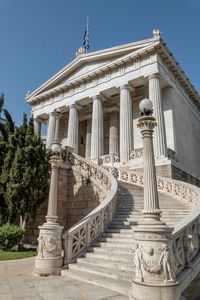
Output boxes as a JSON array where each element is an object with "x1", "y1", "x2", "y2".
[
  {"x1": 27, "y1": 41, "x2": 160, "y2": 104},
  {"x1": 26, "y1": 36, "x2": 200, "y2": 111},
  {"x1": 26, "y1": 36, "x2": 158, "y2": 100}
]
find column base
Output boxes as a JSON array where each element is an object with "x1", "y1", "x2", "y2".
[
  {"x1": 130, "y1": 280, "x2": 180, "y2": 300},
  {"x1": 34, "y1": 256, "x2": 63, "y2": 276}
]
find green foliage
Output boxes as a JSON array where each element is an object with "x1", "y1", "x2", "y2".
[
  {"x1": 0, "y1": 96, "x2": 50, "y2": 228},
  {"x1": 0, "y1": 223, "x2": 24, "y2": 251},
  {"x1": 0, "y1": 113, "x2": 50, "y2": 227},
  {"x1": 0, "y1": 250, "x2": 36, "y2": 260},
  {"x1": 0, "y1": 94, "x2": 4, "y2": 116}
]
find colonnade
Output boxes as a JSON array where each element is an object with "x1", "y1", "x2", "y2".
[{"x1": 34, "y1": 73, "x2": 167, "y2": 163}]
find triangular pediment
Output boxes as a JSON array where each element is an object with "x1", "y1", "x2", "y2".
[{"x1": 27, "y1": 37, "x2": 159, "y2": 102}]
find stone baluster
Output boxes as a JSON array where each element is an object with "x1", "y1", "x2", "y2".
[
  {"x1": 119, "y1": 85, "x2": 133, "y2": 163},
  {"x1": 90, "y1": 95, "x2": 104, "y2": 161},
  {"x1": 148, "y1": 74, "x2": 167, "y2": 158},
  {"x1": 67, "y1": 104, "x2": 79, "y2": 153},
  {"x1": 46, "y1": 112, "x2": 56, "y2": 148},
  {"x1": 109, "y1": 110, "x2": 119, "y2": 155},
  {"x1": 85, "y1": 119, "x2": 92, "y2": 160},
  {"x1": 34, "y1": 117, "x2": 41, "y2": 137}
]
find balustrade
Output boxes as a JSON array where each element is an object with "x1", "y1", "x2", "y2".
[{"x1": 62, "y1": 152, "x2": 118, "y2": 265}]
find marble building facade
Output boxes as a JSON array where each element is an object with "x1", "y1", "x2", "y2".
[{"x1": 26, "y1": 32, "x2": 200, "y2": 180}]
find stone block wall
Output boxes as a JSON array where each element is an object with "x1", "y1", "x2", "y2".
[{"x1": 24, "y1": 166, "x2": 105, "y2": 245}]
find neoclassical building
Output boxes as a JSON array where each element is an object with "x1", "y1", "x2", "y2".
[
  {"x1": 27, "y1": 30, "x2": 200, "y2": 181},
  {"x1": 28, "y1": 32, "x2": 200, "y2": 300}
]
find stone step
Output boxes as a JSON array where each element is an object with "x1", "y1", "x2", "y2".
[
  {"x1": 105, "y1": 228, "x2": 132, "y2": 233},
  {"x1": 109, "y1": 225, "x2": 132, "y2": 229},
  {"x1": 61, "y1": 268, "x2": 132, "y2": 296},
  {"x1": 84, "y1": 250, "x2": 134, "y2": 263},
  {"x1": 77, "y1": 256, "x2": 134, "y2": 271},
  {"x1": 88, "y1": 245, "x2": 134, "y2": 254},
  {"x1": 68, "y1": 261, "x2": 133, "y2": 281},
  {"x1": 98, "y1": 237, "x2": 134, "y2": 243},
  {"x1": 102, "y1": 232, "x2": 133, "y2": 238},
  {"x1": 93, "y1": 241, "x2": 135, "y2": 251}
]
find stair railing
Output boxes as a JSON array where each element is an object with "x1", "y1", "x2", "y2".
[
  {"x1": 62, "y1": 153, "x2": 118, "y2": 266},
  {"x1": 103, "y1": 166, "x2": 200, "y2": 282}
]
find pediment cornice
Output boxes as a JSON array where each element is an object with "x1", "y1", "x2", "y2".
[
  {"x1": 27, "y1": 39, "x2": 159, "y2": 104},
  {"x1": 27, "y1": 37, "x2": 200, "y2": 111}
]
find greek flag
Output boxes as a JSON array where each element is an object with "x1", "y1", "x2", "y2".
[{"x1": 83, "y1": 17, "x2": 89, "y2": 52}]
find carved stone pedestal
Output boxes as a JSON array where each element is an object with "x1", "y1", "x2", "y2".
[
  {"x1": 131, "y1": 221, "x2": 180, "y2": 300},
  {"x1": 34, "y1": 223, "x2": 63, "y2": 276},
  {"x1": 130, "y1": 111, "x2": 180, "y2": 299}
]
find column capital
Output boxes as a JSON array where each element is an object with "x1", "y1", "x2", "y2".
[
  {"x1": 91, "y1": 94, "x2": 102, "y2": 101},
  {"x1": 34, "y1": 116, "x2": 41, "y2": 122},
  {"x1": 117, "y1": 84, "x2": 131, "y2": 91},
  {"x1": 49, "y1": 111, "x2": 57, "y2": 117},
  {"x1": 148, "y1": 73, "x2": 161, "y2": 81},
  {"x1": 68, "y1": 103, "x2": 80, "y2": 110}
]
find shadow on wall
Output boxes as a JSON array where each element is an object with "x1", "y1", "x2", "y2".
[
  {"x1": 24, "y1": 166, "x2": 105, "y2": 245},
  {"x1": 61, "y1": 168, "x2": 105, "y2": 230}
]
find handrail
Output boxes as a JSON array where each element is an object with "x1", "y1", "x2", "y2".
[
  {"x1": 103, "y1": 166, "x2": 200, "y2": 279},
  {"x1": 62, "y1": 153, "x2": 118, "y2": 265}
]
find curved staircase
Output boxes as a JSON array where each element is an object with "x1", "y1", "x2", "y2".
[{"x1": 61, "y1": 182, "x2": 191, "y2": 296}]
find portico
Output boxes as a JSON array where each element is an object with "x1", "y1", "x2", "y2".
[
  {"x1": 27, "y1": 31, "x2": 200, "y2": 178},
  {"x1": 34, "y1": 76, "x2": 168, "y2": 166}
]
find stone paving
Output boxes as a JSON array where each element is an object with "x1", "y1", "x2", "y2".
[{"x1": 0, "y1": 257, "x2": 128, "y2": 300}]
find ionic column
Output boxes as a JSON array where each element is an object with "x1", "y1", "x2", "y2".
[
  {"x1": 109, "y1": 110, "x2": 119, "y2": 154},
  {"x1": 90, "y1": 95, "x2": 104, "y2": 160},
  {"x1": 34, "y1": 117, "x2": 41, "y2": 137},
  {"x1": 148, "y1": 74, "x2": 167, "y2": 158},
  {"x1": 85, "y1": 119, "x2": 92, "y2": 160},
  {"x1": 54, "y1": 110, "x2": 61, "y2": 142},
  {"x1": 67, "y1": 104, "x2": 79, "y2": 153},
  {"x1": 119, "y1": 85, "x2": 133, "y2": 163},
  {"x1": 46, "y1": 112, "x2": 56, "y2": 149}
]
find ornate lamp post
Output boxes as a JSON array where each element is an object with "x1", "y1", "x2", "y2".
[
  {"x1": 34, "y1": 141, "x2": 63, "y2": 276},
  {"x1": 130, "y1": 99, "x2": 180, "y2": 300}
]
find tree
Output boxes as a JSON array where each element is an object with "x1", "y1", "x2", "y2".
[
  {"x1": 0, "y1": 113, "x2": 50, "y2": 228},
  {"x1": 0, "y1": 104, "x2": 15, "y2": 225},
  {"x1": 0, "y1": 94, "x2": 4, "y2": 118}
]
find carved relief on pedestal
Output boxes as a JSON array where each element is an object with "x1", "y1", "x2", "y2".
[
  {"x1": 159, "y1": 244, "x2": 177, "y2": 282},
  {"x1": 183, "y1": 234, "x2": 194, "y2": 268},
  {"x1": 37, "y1": 234, "x2": 62, "y2": 258},
  {"x1": 134, "y1": 243, "x2": 143, "y2": 282},
  {"x1": 134, "y1": 241, "x2": 177, "y2": 283}
]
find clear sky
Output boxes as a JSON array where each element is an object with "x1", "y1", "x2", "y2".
[{"x1": 0, "y1": 0, "x2": 199, "y2": 125}]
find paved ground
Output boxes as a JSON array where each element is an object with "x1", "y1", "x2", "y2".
[{"x1": 0, "y1": 257, "x2": 128, "y2": 300}]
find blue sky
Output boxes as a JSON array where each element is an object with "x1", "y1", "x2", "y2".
[{"x1": 0, "y1": 0, "x2": 200, "y2": 125}]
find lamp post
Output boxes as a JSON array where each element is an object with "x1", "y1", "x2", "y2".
[
  {"x1": 130, "y1": 99, "x2": 180, "y2": 300},
  {"x1": 34, "y1": 142, "x2": 63, "y2": 276}
]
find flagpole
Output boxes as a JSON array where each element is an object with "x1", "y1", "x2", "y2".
[{"x1": 86, "y1": 16, "x2": 89, "y2": 53}]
